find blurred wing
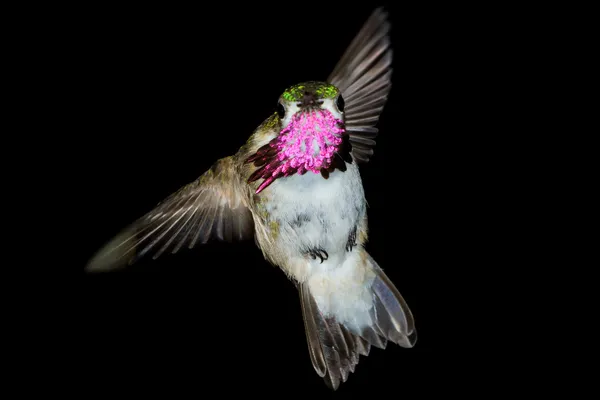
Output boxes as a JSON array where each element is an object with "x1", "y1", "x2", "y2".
[
  {"x1": 85, "y1": 156, "x2": 254, "y2": 273},
  {"x1": 327, "y1": 7, "x2": 392, "y2": 163}
]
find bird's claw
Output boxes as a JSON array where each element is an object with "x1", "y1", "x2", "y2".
[
  {"x1": 308, "y1": 248, "x2": 329, "y2": 263},
  {"x1": 346, "y1": 227, "x2": 357, "y2": 252}
]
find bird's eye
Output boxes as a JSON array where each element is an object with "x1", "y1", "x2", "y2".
[
  {"x1": 276, "y1": 102, "x2": 285, "y2": 119},
  {"x1": 336, "y1": 95, "x2": 345, "y2": 112}
]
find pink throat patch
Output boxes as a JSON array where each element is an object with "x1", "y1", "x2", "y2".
[
  {"x1": 247, "y1": 109, "x2": 346, "y2": 194},
  {"x1": 276, "y1": 109, "x2": 344, "y2": 171}
]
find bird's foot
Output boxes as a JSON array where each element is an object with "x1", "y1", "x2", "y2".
[
  {"x1": 307, "y1": 248, "x2": 329, "y2": 263},
  {"x1": 346, "y1": 227, "x2": 357, "y2": 252}
]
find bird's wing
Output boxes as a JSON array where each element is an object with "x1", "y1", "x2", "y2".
[
  {"x1": 327, "y1": 7, "x2": 393, "y2": 163},
  {"x1": 85, "y1": 156, "x2": 254, "y2": 273}
]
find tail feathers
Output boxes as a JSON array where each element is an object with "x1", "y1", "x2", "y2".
[
  {"x1": 300, "y1": 282, "x2": 368, "y2": 389},
  {"x1": 369, "y1": 254, "x2": 417, "y2": 348},
  {"x1": 299, "y1": 255, "x2": 416, "y2": 390}
]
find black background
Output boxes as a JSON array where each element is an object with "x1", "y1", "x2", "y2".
[{"x1": 43, "y1": 2, "x2": 512, "y2": 397}]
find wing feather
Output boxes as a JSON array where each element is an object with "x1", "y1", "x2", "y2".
[
  {"x1": 327, "y1": 7, "x2": 393, "y2": 163},
  {"x1": 85, "y1": 156, "x2": 254, "y2": 273}
]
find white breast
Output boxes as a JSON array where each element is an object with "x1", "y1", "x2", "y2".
[{"x1": 261, "y1": 161, "x2": 366, "y2": 279}]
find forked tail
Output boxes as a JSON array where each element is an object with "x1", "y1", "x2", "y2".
[{"x1": 298, "y1": 252, "x2": 416, "y2": 390}]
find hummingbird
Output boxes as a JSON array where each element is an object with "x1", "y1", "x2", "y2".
[{"x1": 85, "y1": 7, "x2": 416, "y2": 390}]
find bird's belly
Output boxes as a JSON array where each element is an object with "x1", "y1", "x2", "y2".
[{"x1": 257, "y1": 162, "x2": 366, "y2": 274}]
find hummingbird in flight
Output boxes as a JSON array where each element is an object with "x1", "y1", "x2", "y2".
[{"x1": 86, "y1": 7, "x2": 416, "y2": 390}]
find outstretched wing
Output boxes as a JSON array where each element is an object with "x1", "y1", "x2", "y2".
[
  {"x1": 327, "y1": 7, "x2": 392, "y2": 163},
  {"x1": 85, "y1": 156, "x2": 254, "y2": 273}
]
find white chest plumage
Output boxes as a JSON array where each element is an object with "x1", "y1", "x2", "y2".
[
  {"x1": 258, "y1": 160, "x2": 377, "y2": 335},
  {"x1": 259, "y1": 160, "x2": 366, "y2": 279}
]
